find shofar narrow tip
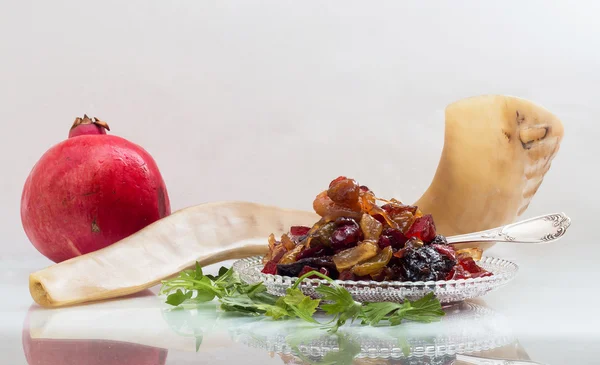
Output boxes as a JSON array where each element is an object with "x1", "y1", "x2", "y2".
[{"x1": 30, "y1": 275, "x2": 54, "y2": 307}]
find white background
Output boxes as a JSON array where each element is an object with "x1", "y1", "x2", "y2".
[{"x1": 1, "y1": 1, "x2": 599, "y2": 364}]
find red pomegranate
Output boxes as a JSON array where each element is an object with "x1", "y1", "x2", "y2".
[{"x1": 21, "y1": 115, "x2": 171, "y2": 263}]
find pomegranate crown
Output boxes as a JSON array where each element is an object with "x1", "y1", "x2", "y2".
[{"x1": 70, "y1": 114, "x2": 110, "y2": 131}]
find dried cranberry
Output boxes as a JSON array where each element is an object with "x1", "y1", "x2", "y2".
[
  {"x1": 405, "y1": 214, "x2": 437, "y2": 243},
  {"x1": 330, "y1": 224, "x2": 362, "y2": 250},
  {"x1": 290, "y1": 226, "x2": 311, "y2": 236},
  {"x1": 380, "y1": 228, "x2": 408, "y2": 249},
  {"x1": 359, "y1": 185, "x2": 370, "y2": 192},
  {"x1": 261, "y1": 261, "x2": 278, "y2": 275},
  {"x1": 459, "y1": 257, "x2": 482, "y2": 274},
  {"x1": 378, "y1": 235, "x2": 392, "y2": 249},
  {"x1": 431, "y1": 244, "x2": 456, "y2": 261}
]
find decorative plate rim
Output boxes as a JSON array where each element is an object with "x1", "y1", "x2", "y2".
[{"x1": 233, "y1": 255, "x2": 518, "y2": 288}]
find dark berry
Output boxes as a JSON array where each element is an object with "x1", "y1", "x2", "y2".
[
  {"x1": 429, "y1": 234, "x2": 448, "y2": 245},
  {"x1": 405, "y1": 214, "x2": 437, "y2": 243},
  {"x1": 290, "y1": 226, "x2": 311, "y2": 236},
  {"x1": 398, "y1": 245, "x2": 455, "y2": 282}
]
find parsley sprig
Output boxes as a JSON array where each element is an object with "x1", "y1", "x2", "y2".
[{"x1": 160, "y1": 263, "x2": 444, "y2": 332}]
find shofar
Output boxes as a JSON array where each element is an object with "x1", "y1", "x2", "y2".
[
  {"x1": 415, "y1": 95, "x2": 564, "y2": 250},
  {"x1": 29, "y1": 95, "x2": 564, "y2": 307}
]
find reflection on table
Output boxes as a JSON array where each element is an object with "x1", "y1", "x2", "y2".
[{"x1": 22, "y1": 291, "x2": 540, "y2": 365}]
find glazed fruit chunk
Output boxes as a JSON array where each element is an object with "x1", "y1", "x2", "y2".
[{"x1": 332, "y1": 241, "x2": 379, "y2": 271}]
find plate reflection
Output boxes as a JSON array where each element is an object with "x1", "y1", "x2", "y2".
[
  {"x1": 227, "y1": 300, "x2": 536, "y2": 365},
  {"x1": 22, "y1": 291, "x2": 539, "y2": 365}
]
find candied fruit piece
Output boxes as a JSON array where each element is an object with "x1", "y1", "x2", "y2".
[
  {"x1": 329, "y1": 176, "x2": 348, "y2": 188},
  {"x1": 311, "y1": 222, "x2": 337, "y2": 247},
  {"x1": 281, "y1": 234, "x2": 296, "y2": 250},
  {"x1": 327, "y1": 177, "x2": 360, "y2": 206},
  {"x1": 271, "y1": 245, "x2": 287, "y2": 263},
  {"x1": 381, "y1": 203, "x2": 418, "y2": 217},
  {"x1": 262, "y1": 260, "x2": 278, "y2": 275},
  {"x1": 405, "y1": 214, "x2": 437, "y2": 243},
  {"x1": 290, "y1": 226, "x2": 311, "y2": 236},
  {"x1": 359, "y1": 214, "x2": 383, "y2": 241},
  {"x1": 279, "y1": 244, "x2": 305, "y2": 264},
  {"x1": 268, "y1": 233, "x2": 277, "y2": 250},
  {"x1": 333, "y1": 241, "x2": 379, "y2": 271},
  {"x1": 456, "y1": 247, "x2": 483, "y2": 261},
  {"x1": 313, "y1": 191, "x2": 362, "y2": 220},
  {"x1": 352, "y1": 246, "x2": 393, "y2": 276}
]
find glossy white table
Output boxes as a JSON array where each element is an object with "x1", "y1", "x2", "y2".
[{"x1": 2, "y1": 247, "x2": 598, "y2": 365}]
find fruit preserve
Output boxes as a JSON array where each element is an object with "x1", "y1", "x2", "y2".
[{"x1": 261, "y1": 177, "x2": 492, "y2": 282}]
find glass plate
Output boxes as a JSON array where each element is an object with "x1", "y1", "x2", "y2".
[{"x1": 233, "y1": 256, "x2": 518, "y2": 303}]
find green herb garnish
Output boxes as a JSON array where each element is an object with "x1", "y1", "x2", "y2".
[{"x1": 160, "y1": 263, "x2": 444, "y2": 332}]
